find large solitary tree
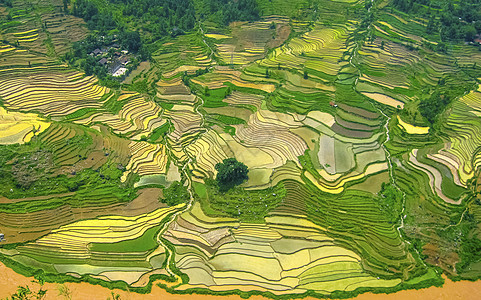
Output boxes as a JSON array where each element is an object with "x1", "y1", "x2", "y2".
[{"x1": 215, "y1": 158, "x2": 248, "y2": 192}]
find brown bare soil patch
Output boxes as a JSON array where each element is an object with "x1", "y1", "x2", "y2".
[
  {"x1": 123, "y1": 61, "x2": 151, "y2": 84},
  {"x1": 337, "y1": 103, "x2": 379, "y2": 120},
  {"x1": 331, "y1": 123, "x2": 373, "y2": 138},
  {"x1": 267, "y1": 24, "x2": 291, "y2": 49},
  {"x1": 55, "y1": 150, "x2": 109, "y2": 176},
  {"x1": 204, "y1": 106, "x2": 253, "y2": 121},
  {"x1": 335, "y1": 115, "x2": 378, "y2": 132},
  {"x1": 1, "y1": 262, "x2": 481, "y2": 300},
  {"x1": 423, "y1": 243, "x2": 459, "y2": 276}
]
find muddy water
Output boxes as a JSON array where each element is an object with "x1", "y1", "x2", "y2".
[{"x1": 0, "y1": 262, "x2": 478, "y2": 300}]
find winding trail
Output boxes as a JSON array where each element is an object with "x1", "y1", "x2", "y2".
[
  {"x1": 199, "y1": 22, "x2": 215, "y2": 64},
  {"x1": 155, "y1": 85, "x2": 208, "y2": 283}
]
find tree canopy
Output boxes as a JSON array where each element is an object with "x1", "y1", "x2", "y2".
[
  {"x1": 418, "y1": 91, "x2": 451, "y2": 124},
  {"x1": 215, "y1": 158, "x2": 248, "y2": 192},
  {"x1": 391, "y1": 0, "x2": 481, "y2": 42}
]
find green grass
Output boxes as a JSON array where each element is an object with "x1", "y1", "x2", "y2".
[
  {"x1": 62, "y1": 107, "x2": 99, "y2": 121},
  {"x1": 90, "y1": 225, "x2": 161, "y2": 253},
  {"x1": 148, "y1": 121, "x2": 172, "y2": 142},
  {"x1": 194, "y1": 180, "x2": 286, "y2": 222},
  {"x1": 101, "y1": 92, "x2": 126, "y2": 114},
  {"x1": 202, "y1": 87, "x2": 230, "y2": 108},
  {"x1": 210, "y1": 114, "x2": 246, "y2": 125}
]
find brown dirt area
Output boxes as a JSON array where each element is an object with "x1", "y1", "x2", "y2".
[
  {"x1": 267, "y1": 24, "x2": 291, "y2": 49},
  {"x1": 423, "y1": 243, "x2": 459, "y2": 276},
  {"x1": 1, "y1": 262, "x2": 481, "y2": 300}
]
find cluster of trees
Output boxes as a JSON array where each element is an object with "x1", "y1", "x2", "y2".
[
  {"x1": 197, "y1": 0, "x2": 260, "y2": 25},
  {"x1": 67, "y1": 0, "x2": 260, "y2": 77},
  {"x1": 215, "y1": 158, "x2": 248, "y2": 192},
  {"x1": 377, "y1": 182, "x2": 403, "y2": 223},
  {"x1": 109, "y1": 0, "x2": 196, "y2": 39},
  {"x1": 72, "y1": 0, "x2": 117, "y2": 32},
  {"x1": 63, "y1": 30, "x2": 148, "y2": 82},
  {"x1": 392, "y1": 0, "x2": 481, "y2": 42},
  {"x1": 418, "y1": 91, "x2": 451, "y2": 124},
  {"x1": 441, "y1": 209, "x2": 481, "y2": 273},
  {"x1": 0, "y1": 0, "x2": 12, "y2": 7},
  {"x1": 72, "y1": 0, "x2": 260, "y2": 39}
]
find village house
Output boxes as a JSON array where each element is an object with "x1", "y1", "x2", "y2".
[
  {"x1": 329, "y1": 101, "x2": 338, "y2": 108},
  {"x1": 119, "y1": 55, "x2": 130, "y2": 66},
  {"x1": 98, "y1": 57, "x2": 108, "y2": 66},
  {"x1": 91, "y1": 48, "x2": 102, "y2": 56}
]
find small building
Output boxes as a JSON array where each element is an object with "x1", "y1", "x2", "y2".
[
  {"x1": 329, "y1": 101, "x2": 338, "y2": 108},
  {"x1": 111, "y1": 43, "x2": 120, "y2": 49},
  {"x1": 110, "y1": 62, "x2": 122, "y2": 75},
  {"x1": 112, "y1": 67, "x2": 128, "y2": 77},
  {"x1": 121, "y1": 50, "x2": 128, "y2": 55},
  {"x1": 119, "y1": 56, "x2": 130, "y2": 66},
  {"x1": 92, "y1": 48, "x2": 102, "y2": 56},
  {"x1": 0, "y1": 233, "x2": 4, "y2": 242},
  {"x1": 98, "y1": 57, "x2": 108, "y2": 66},
  {"x1": 114, "y1": 51, "x2": 121, "y2": 57}
]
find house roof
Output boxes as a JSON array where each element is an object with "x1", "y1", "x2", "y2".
[
  {"x1": 120, "y1": 56, "x2": 130, "y2": 64},
  {"x1": 98, "y1": 58, "x2": 108, "y2": 65},
  {"x1": 110, "y1": 62, "x2": 122, "y2": 73},
  {"x1": 93, "y1": 48, "x2": 101, "y2": 55}
]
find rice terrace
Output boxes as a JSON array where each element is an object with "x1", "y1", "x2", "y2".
[{"x1": 1, "y1": 0, "x2": 481, "y2": 299}]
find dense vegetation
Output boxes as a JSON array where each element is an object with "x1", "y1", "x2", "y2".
[
  {"x1": 0, "y1": 138, "x2": 134, "y2": 202},
  {"x1": 195, "y1": 180, "x2": 286, "y2": 222},
  {"x1": 67, "y1": 0, "x2": 260, "y2": 79},
  {"x1": 161, "y1": 181, "x2": 190, "y2": 206},
  {"x1": 72, "y1": 0, "x2": 117, "y2": 32},
  {"x1": 392, "y1": 0, "x2": 481, "y2": 41},
  {"x1": 215, "y1": 158, "x2": 249, "y2": 191},
  {"x1": 196, "y1": 0, "x2": 260, "y2": 25},
  {"x1": 108, "y1": 0, "x2": 196, "y2": 37},
  {"x1": 418, "y1": 91, "x2": 452, "y2": 124}
]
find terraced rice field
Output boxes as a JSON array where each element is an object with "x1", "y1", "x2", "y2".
[
  {"x1": 0, "y1": 68, "x2": 108, "y2": 116},
  {"x1": 2, "y1": 0, "x2": 481, "y2": 298},
  {"x1": 0, "y1": 107, "x2": 51, "y2": 144}
]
